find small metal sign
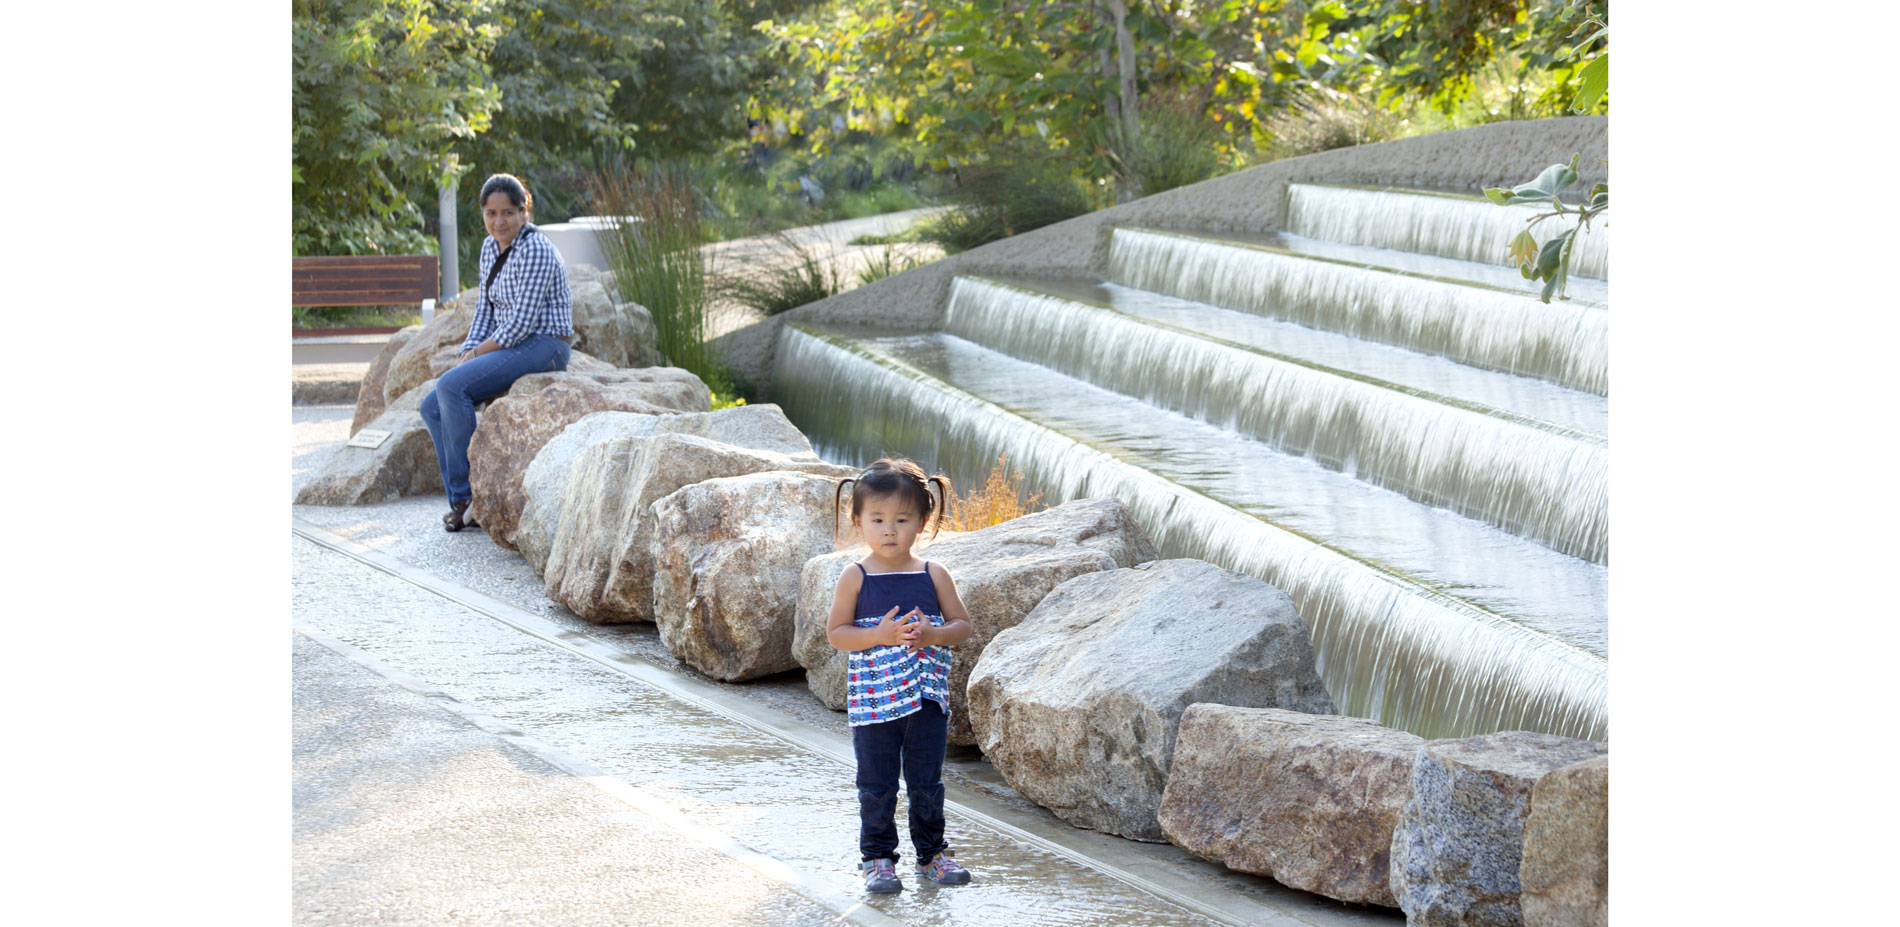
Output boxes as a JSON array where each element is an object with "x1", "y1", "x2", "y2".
[{"x1": 347, "y1": 429, "x2": 393, "y2": 450}]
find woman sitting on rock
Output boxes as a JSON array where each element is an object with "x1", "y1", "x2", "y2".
[{"x1": 421, "y1": 173, "x2": 575, "y2": 532}]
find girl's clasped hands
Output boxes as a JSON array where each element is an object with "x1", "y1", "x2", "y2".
[{"x1": 872, "y1": 606, "x2": 928, "y2": 649}]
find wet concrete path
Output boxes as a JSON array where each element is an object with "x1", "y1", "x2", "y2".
[
  {"x1": 291, "y1": 403, "x2": 1401, "y2": 926},
  {"x1": 294, "y1": 629, "x2": 848, "y2": 927}
]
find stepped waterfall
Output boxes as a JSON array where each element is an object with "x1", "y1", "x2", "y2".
[{"x1": 772, "y1": 181, "x2": 1609, "y2": 742}]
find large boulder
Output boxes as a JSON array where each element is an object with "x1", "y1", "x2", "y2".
[
  {"x1": 568, "y1": 277, "x2": 634, "y2": 367},
  {"x1": 565, "y1": 349, "x2": 617, "y2": 374},
  {"x1": 506, "y1": 368, "x2": 709, "y2": 411},
  {"x1": 594, "y1": 270, "x2": 664, "y2": 368},
  {"x1": 1520, "y1": 756, "x2": 1608, "y2": 927},
  {"x1": 295, "y1": 380, "x2": 442, "y2": 505},
  {"x1": 465, "y1": 368, "x2": 710, "y2": 549},
  {"x1": 516, "y1": 405, "x2": 821, "y2": 575},
  {"x1": 351, "y1": 326, "x2": 419, "y2": 435},
  {"x1": 568, "y1": 264, "x2": 664, "y2": 369},
  {"x1": 965, "y1": 558, "x2": 1336, "y2": 841},
  {"x1": 791, "y1": 498, "x2": 1157, "y2": 745},
  {"x1": 543, "y1": 434, "x2": 851, "y2": 623},
  {"x1": 384, "y1": 289, "x2": 475, "y2": 407},
  {"x1": 1390, "y1": 731, "x2": 1608, "y2": 927},
  {"x1": 620, "y1": 301, "x2": 663, "y2": 368},
  {"x1": 649, "y1": 471, "x2": 844, "y2": 681},
  {"x1": 1157, "y1": 706, "x2": 1422, "y2": 907},
  {"x1": 384, "y1": 283, "x2": 616, "y2": 407}
]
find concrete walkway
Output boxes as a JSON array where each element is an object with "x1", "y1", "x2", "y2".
[
  {"x1": 294, "y1": 629, "x2": 846, "y2": 927},
  {"x1": 290, "y1": 402, "x2": 1401, "y2": 927}
]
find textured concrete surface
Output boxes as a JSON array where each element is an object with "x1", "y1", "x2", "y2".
[
  {"x1": 290, "y1": 401, "x2": 1040, "y2": 812},
  {"x1": 294, "y1": 363, "x2": 372, "y2": 405},
  {"x1": 295, "y1": 335, "x2": 393, "y2": 365},
  {"x1": 293, "y1": 632, "x2": 844, "y2": 927},
  {"x1": 717, "y1": 117, "x2": 1608, "y2": 396},
  {"x1": 291, "y1": 402, "x2": 1402, "y2": 927}
]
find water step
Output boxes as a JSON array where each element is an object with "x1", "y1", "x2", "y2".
[
  {"x1": 1107, "y1": 227, "x2": 1608, "y2": 395},
  {"x1": 1161, "y1": 227, "x2": 1608, "y2": 308},
  {"x1": 1284, "y1": 183, "x2": 1609, "y2": 281},
  {"x1": 944, "y1": 276, "x2": 1607, "y2": 564},
  {"x1": 775, "y1": 323, "x2": 1608, "y2": 742}
]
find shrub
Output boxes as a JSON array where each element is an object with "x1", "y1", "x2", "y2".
[
  {"x1": 718, "y1": 232, "x2": 847, "y2": 316},
  {"x1": 1129, "y1": 91, "x2": 1231, "y2": 196},
  {"x1": 913, "y1": 206, "x2": 1007, "y2": 254},
  {"x1": 856, "y1": 246, "x2": 934, "y2": 285},
  {"x1": 587, "y1": 165, "x2": 732, "y2": 391},
  {"x1": 915, "y1": 153, "x2": 1098, "y2": 254},
  {"x1": 292, "y1": 305, "x2": 421, "y2": 330},
  {"x1": 943, "y1": 455, "x2": 1046, "y2": 533},
  {"x1": 1259, "y1": 88, "x2": 1406, "y2": 161}
]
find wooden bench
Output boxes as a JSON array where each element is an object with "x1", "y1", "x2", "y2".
[{"x1": 292, "y1": 255, "x2": 439, "y2": 335}]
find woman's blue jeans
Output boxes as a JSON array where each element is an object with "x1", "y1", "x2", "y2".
[{"x1": 420, "y1": 334, "x2": 570, "y2": 503}]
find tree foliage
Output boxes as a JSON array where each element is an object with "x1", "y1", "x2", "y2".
[
  {"x1": 753, "y1": 1, "x2": 1601, "y2": 198},
  {"x1": 292, "y1": 0, "x2": 503, "y2": 255},
  {"x1": 293, "y1": 0, "x2": 1609, "y2": 259},
  {"x1": 756, "y1": 1, "x2": 1306, "y2": 194},
  {"x1": 1292, "y1": 0, "x2": 1608, "y2": 114},
  {"x1": 295, "y1": 0, "x2": 815, "y2": 257},
  {"x1": 468, "y1": 0, "x2": 810, "y2": 173}
]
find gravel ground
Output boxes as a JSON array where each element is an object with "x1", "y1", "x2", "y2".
[
  {"x1": 293, "y1": 632, "x2": 844, "y2": 927},
  {"x1": 290, "y1": 402, "x2": 1043, "y2": 818}
]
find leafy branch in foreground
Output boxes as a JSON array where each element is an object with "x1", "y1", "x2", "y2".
[
  {"x1": 1486, "y1": 154, "x2": 1607, "y2": 303},
  {"x1": 1486, "y1": 6, "x2": 1608, "y2": 304}
]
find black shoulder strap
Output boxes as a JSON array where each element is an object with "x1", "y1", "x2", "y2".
[
  {"x1": 854, "y1": 562, "x2": 867, "y2": 577},
  {"x1": 485, "y1": 243, "x2": 514, "y2": 293}
]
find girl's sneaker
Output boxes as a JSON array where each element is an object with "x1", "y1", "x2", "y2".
[
  {"x1": 917, "y1": 851, "x2": 972, "y2": 885},
  {"x1": 859, "y1": 858, "x2": 902, "y2": 894}
]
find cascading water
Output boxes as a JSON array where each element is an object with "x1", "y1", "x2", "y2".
[
  {"x1": 942, "y1": 276, "x2": 1607, "y2": 564},
  {"x1": 773, "y1": 183, "x2": 1610, "y2": 742},
  {"x1": 1284, "y1": 183, "x2": 1610, "y2": 281},
  {"x1": 1107, "y1": 228, "x2": 1608, "y2": 394},
  {"x1": 774, "y1": 324, "x2": 1608, "y2": 741}
]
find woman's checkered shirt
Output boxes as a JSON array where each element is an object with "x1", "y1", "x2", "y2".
[{"x1": 461, "y1": 225, "x2": 575, "y2": 352}]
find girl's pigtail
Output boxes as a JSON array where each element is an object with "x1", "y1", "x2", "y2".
[
  {"x1": 833, "y1": 479, "x2": 853, "y2": 546},
  {"x1": 928, "y1": 475, "x2": 952, "y2": 539}
]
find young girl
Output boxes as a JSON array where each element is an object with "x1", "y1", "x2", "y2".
[{"x1": 826, "y1": 458, "x2": 975, "y2": 894}]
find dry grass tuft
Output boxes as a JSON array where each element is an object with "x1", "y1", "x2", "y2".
[{"x1": 942, "y1": 455, "x2": 1045, "y2": 533}]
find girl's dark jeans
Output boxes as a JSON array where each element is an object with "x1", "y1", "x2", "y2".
[{"x1": 851, "y1": 698, "x2": 949, "y2": 864}]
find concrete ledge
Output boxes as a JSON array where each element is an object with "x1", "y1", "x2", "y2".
[
  {"x1": 721, "y1": 117, "x2": 1607, "y2": 398},
  {"x1": 294, "y1": 363, "x2": 370, "y2": 405}
]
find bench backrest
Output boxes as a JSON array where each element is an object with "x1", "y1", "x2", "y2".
[{"x1": 292, "y1": 255, "x2": 439, "y2": 307}]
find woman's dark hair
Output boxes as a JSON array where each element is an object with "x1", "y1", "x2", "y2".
[
  {"x1": 834, "y1": 457, "x2": 952, "y2": 543},
  {"x1": 479, "y1": 173, "x2": 533, "y2": 212}
]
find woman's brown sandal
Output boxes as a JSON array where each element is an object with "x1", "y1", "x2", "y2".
[{"x1": 443, "y1": 499, "x2": 478, "y2": 533}]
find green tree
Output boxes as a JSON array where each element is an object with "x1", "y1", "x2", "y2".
[
  {"x1": 292, "y1": 0, "x2": 503, "y2": 255},
  {"x1": 1290, "y1": 0, "x2": 1608, "y2": 115},
  {"x1": 436, "y1": 1, "x2": 820, "y2": 282},
  {"x1": 465, "y1": 0, "x2": 811, "y2": 174},
  {"x1": 757, "y1": 1, "x2": 1303, "y2": 198}
]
